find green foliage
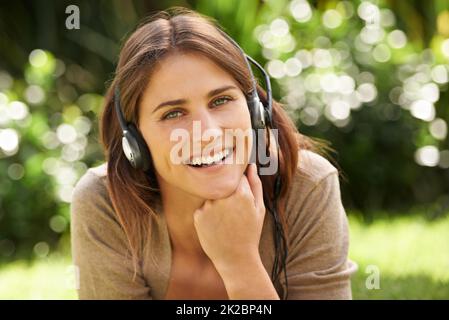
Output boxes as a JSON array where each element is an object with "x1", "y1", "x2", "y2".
[
  {"x1": 199, "y1": 0, "x2": 449, "y2": 211},
  {"x1": 0, "y1": 0, "x2": 448, "y2": 264},
  {"x1": 0, "y1": 49, "x2": 103, "y2": 261}
]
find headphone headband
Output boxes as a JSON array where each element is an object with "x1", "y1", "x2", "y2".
[{"x1": 215, "y1": 27, "x2": 273, "y2": 128}]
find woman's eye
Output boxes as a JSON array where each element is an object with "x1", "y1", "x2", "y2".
[
  {"x1": 162, "y1": 110, "x2": 183, "y2": 120},
  {"x1": 212, "y1": 96, "x2": 234, "y2": 107}
]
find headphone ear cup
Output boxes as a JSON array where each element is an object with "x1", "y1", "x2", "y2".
[
  {"x1": 248, "y1": 96, "x2": 266, "y2": 130},
  {"x1": 126, "y1": 123, "x2": 152, "y2": 172}
]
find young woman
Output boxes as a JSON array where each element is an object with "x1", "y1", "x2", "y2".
[{"x1": 70, "y1": 7, "x2": 357, "y2": 300}]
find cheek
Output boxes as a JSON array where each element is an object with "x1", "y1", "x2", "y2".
[
  {"x1": 230, "y1": 103, "x2": 253, "y2": 156},
  {"x1": 226, "y1": 101, "x2": 252, "y2": 129},
  {"x1": 141, "y1": 127, "x2": 174, "y2": 172}
]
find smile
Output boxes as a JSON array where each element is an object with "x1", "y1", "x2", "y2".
[{"x1": 184, "y1": 147, "x2": 234, "y2": 168}]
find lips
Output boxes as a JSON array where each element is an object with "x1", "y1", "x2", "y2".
[
  {"x1": 183, "y1": 147, "x2": 234, "y2": 167},
  {"x1": 188, "y1": 149, "x2": 235, "y2": 169}
]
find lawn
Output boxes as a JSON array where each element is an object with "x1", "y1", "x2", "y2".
[
  {"x1": 349, "y1": 213, "x2": 449, "y2": 299},
  {"x1": 1, "y1": 213, "x2": 448, "y2": 299},
  {"x1": 0, "y1": 255, "x2": 77, "y2": 299}
]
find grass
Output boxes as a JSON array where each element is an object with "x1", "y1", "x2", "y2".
[
  {"x1": 0, "y1": 254, "x2": 77, "y2": 299},
  {"x1": 349, "y1": 213, "x2": 449, "y2": 299},
  {"x1": 0, "y1": 213, "x2": 448, "y2": 299}
]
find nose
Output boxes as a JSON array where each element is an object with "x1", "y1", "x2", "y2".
[
  {"x1": 191, "y1": 108, "x2": 223, "y2": 148},
  {"x1": 194, "y1": 108, "x2": 221, "y2": 130}
]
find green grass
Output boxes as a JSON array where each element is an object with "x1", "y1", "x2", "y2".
[
  {"x1": 349, "y1": 213, "x2": 449, "y2": 299},
  {"x1": 1, "y1": 214, "x2": 448, "y2": 299},
  {"x1": 0, "y1": 255, "x2": 77, "y2": 299}
]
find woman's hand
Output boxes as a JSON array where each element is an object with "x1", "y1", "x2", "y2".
[{"x1": 193, "y1": 163, "x2": 266, "y2": 271}]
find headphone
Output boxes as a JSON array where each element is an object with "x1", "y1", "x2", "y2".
[{"x1": 113, "y1": 27, "x2": 288, "y2": 299}]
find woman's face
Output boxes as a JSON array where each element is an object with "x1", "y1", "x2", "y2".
[{"x1": 138, "y1": 51, "x2": 252, "y2": 200}]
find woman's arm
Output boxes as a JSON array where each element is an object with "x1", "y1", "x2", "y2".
[
  {"x1": 282, "y1": 169, "x2": 358, "y2": 299},
  {"x1": 70, "y1": 170, "x2": 152, "y2": 299},
  {"x1": 215, "y1": 251, "x2": 280, "y2": 300}
]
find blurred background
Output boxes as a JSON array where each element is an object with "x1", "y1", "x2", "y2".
[{"x1": 0, "y1": 0, "x2": 448, "y2": 299}]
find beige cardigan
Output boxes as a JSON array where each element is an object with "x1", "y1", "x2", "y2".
[{"x1": 70, "y1": 149, "x2": 358, "y2": 299}]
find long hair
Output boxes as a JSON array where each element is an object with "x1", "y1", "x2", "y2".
[{"x1": 99, "y1": 7, "x2": 333, "y2": 299}]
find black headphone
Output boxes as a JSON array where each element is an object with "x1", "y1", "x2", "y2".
[{"x1": 113, "y1": 28, "x2": 288, "y2": 299}]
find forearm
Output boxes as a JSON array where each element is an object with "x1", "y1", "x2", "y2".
[{"x1": 216, "y1": 253, "x2": 280, "y2": 300}]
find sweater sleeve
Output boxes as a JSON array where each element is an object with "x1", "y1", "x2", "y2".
[
  {"x1": 281, "y1": 166, "x2": 358, "y2": 299},
  {"x1": 70, "y1": 170, "x2": 152, "y2": 299}
]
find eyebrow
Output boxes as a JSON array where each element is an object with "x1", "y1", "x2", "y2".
[{"x1": 152, "y1": 85, "x2": 238, "y2": 114}]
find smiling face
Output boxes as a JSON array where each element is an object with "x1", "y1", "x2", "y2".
[{"x1": 138, "y1": 51, "x2": 253, "y2": 200}]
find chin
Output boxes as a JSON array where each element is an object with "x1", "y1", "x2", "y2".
[
  {"x1": 192, "y1": 170, "x2": 243, "y2": 200},
  {"x1": 199, "y1": 183, "x2": 237, "y2": 200}
]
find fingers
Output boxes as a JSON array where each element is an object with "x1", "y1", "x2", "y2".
[
  {"x1": 214, "y1": 164, "x2": 264, "y2": 212},
  {"x1": 193, "y1": 200, "x2": 211, "y2": 221},
  {"x1": 236, "y1": 171, "x2": 253, "y2": 199},
  {"x1": 246, "y1": 163, "x2": 265, "y2": 211}
]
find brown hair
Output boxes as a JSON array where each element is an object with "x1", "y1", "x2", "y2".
[{"x1": 99, "y1": 7, "x2": 333, "y2": 298}]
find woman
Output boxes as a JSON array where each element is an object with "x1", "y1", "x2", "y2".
[{"x1": 70, "y1": 7, "x2": 357, "y2": 300}]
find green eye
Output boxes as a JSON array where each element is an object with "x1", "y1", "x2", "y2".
[
  {"x1": 212, "y1": 96, "x2": 233, "y2": 107},
  {"x1": 162, "y1": 110, "x2": 183, "y2": 120}
]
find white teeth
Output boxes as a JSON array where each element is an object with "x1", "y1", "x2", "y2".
[{"x1": 187, "y1": 148, "x2": 232, "y2": 166}]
